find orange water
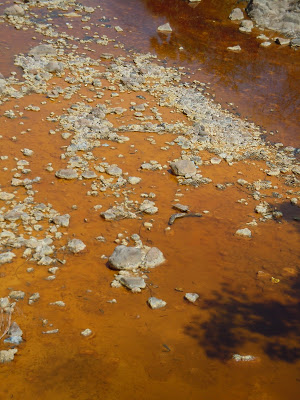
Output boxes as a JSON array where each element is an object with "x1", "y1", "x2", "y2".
[{"x1": 0, "y1": 1, "x2": 299, "y2": 400}]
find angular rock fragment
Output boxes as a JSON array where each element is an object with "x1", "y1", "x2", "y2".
[
  {"x1": 52, "y1": 214, "x2": 70, "y2": 227},
  {"x1": 9, "y1": 291, "x2": 25, "y2": 300},
  {"x1": 4, "y1": 5, "x2": 25, "y2": 17},
  {"x1": 184, "y1": 293, "x2": 199, "y2": 303},
  {"x1": 0, "y1": 192, "x2": 15, "y2": 201},
  {"x1": 143, "y1": 247, "x2": 165, "y2": 268},
  {"x1": 147, "y1": 297, "x2": 167, "y2": 309},
  {"x1": 128, "y1": 176, "x2": 141, "y2": 185},
  {"x1": 119, "y1": 276, "x2": 146, "y2": 291},
  {"x1": 106, "y1": 165, "x2": 122, "y2": 176},
  {"x1": 67, "y1": 239, "x2": 86, "y2": 253},
  {"x1": 229, "y1": 8, "x2": 244, "y2": 20},
  {"x1": 235, "y1": 228, "x2": 252, "y2": 238},
  {"x1": 0, "y1": 252, "x2": 16, "y2": 264},
  {"x1": 0, "y1": 349, "x2": 17, "y2": 364},
  {"x1": 81, "y1": 329, "x2": 92, "y2": 337},
  {"x1": 157, "y1": 23, "x2": 172, "y2": 33},
  {"x1": 55, "y1": 169, "x2": 78, "y2": 180},
  {"x1": 170, "y1": 160, "x2": 197, "y2": 176}
]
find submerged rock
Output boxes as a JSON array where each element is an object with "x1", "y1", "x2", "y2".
[{"x1": 157, "y1": 23, "x2": 172, "y2": 33}]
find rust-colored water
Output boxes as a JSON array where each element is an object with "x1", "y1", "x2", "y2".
[{"x1": 0, "y1": 1, "x2": 300, "y2": 400}]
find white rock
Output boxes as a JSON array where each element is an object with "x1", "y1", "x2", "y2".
[
  {"x1": 128, "y1": 176, "x2": 141, "y2": 185},
  {"x1": 229, "y1": 8, "x2": 244, "y2": 20},
  {"x1": 0, "y1": 252, "x2": 16, "y2": 264},
  {"x1": 67, "y1": 239, "x2": 86, "y2": 253},
  {"x1": 157, "y1": 23, "x2": 172, "y2": 33},
  {"x1": 185, "y1": 293, "x2": 199, "y2": 303},
  {"x1": 0, "y1": 349, "x2": 17, "y2": 364},
  {"x1": 227, "y1": 45, "x2": 242, "y2": 52},
  {"x1": 235, "y1": 228, "x2": 252, "y2": 238},
  {"x1": 147, "y1": 297, "x2": 167, "y2": 309},
  {"x1": 108, "y1": 245, "x2": 143, "y2": 270},
  {"x1": 81, "y1": 329, "x2": 92, "y2": 337}
]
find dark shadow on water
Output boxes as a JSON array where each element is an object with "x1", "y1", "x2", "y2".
[{"x1": 184, "y1": 276, "x2": 300, "y2": 362}]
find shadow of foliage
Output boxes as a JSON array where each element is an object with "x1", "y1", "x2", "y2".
[{"x1": 184, "y1": 275, "x2": 300, "y2": 362}]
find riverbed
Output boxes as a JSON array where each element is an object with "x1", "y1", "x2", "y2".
[{"x1": 0, "y1": 1, "x2": 299, "y2": 399}]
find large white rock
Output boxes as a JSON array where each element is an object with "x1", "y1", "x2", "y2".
[
  {"x1": 67, "y1": 239, "x2": 86, "y2": 253},
  {"x1": 170, "y1": 160, "x2": 197, "y2": 176},
  {"x1": 157, "y1": 23, "x2": 172, "y2": 33},
  {"x1": 108, "y1": 245, "x2": 143, "y2": 270}
]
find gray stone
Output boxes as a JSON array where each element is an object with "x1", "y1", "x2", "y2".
[
  {"x1": 67, "y1": 239, "x2": 86, "y2": 253},
  {"x1": 157, "y1": 23, "x2": 172, "y2": 33},
  {"x1": 0, "y1": 252, "x2": 16, "y2": 264},
  {"x1": 227, "y1": 45, "x2": 242, "y2": 52},
  {"x1": 128, "y1": 176, "x2": 141, "y2": 185},
  {"x1": 139, "y1": 200, "x2": 158, "y2": 215},
  {"x1": 143, "y1": 247, "x2": 165, "y2": 268},
  {"x1": 275, "y1": 37, "x2": 291, "y2": 45},
  {"x1": 45, "y1": 61, "x2": 64, "y2": 73},
  {"x1": 4, "y1": 5, "x2": 25, "y2": 16},
  {"x1": 28, "y1": 293, "x2": 40, "y2": 305},
  {"x1": 49, "y1": 301, "x2": 65, "y2": 307},
  {"x1": 235, "y1": 228, "x2": 252, "y2": 238},
  {"x1": 108, "y1": 245, "x2": 143, "y2": 270},
  {"x1": 55, "y1": 169, "x2": 78, "y2": 179},
  {"x1": 185, "y1": 293, "x2": 199, "y2": 303},
  {"x1": 170, "y1": 160, "x2": 197, "y2": 176},
  {"x1": 52, "y1": 214, "x2": 70, "y2": 227},
  {"x1": 0, "y1": 192, "x2": 15, "y2": 201},
  {"x1": 147, "y1": 297, "x2": 167, "y2": 309},
  {"x1": 0, "y1": 79, "x2": 6, "y2": 94},
  {"x1": 0, "y1": 349, "x2": 17, "y2": 364},
  {"x1": 246, "y1": 0, "x2": 300, "y2": 37},
  {"x1": 173, "y1": 204, "x2": 189, "y2": 212},
  {"x1": 29, "y1": 44, "x2": 56, "y2": 58},
  {"x1": 229, "y1": 8, "x2": 244, "y2": 20},
  {"x1": 291, "y1": 38, "x2": 300, "y2": 47},
  {"x1": 81, "y1": 329, "x2": 92, "y2": 337},
  {"x1": 239, "y1": 20, "x2": 254, "y2": 33},
  {"x1": 106, "y1": 165, "x2": 122, "y2": 176},
  {"x1": 82, "y1": 170, "x2": 97, "y2": 179},
  {"x1": 119, "y1": 276, "x2": 146, "y2": 290},
  {"x1": 9, "y1": 291, "x2": 25, "y2": 300}
]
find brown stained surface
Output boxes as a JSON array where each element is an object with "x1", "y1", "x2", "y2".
[{"x1": 0, "y1": 1, "x2": 300, "y2": 400}]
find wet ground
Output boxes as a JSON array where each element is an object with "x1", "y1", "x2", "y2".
[{"x1": 0, "y1": 1, "x2": 299, "y2": 399}]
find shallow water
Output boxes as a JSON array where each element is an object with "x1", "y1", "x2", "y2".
[
  {"x1": 0, "y1": 1, "x2": 299, "y2": 400},
  {"x1": 90, "y1": 0, "x2": 300, "y2": 147}
]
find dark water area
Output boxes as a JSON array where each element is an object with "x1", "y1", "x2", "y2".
[{"x1": 91, "y1": 0, "x2": 300, "y2": 147}]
